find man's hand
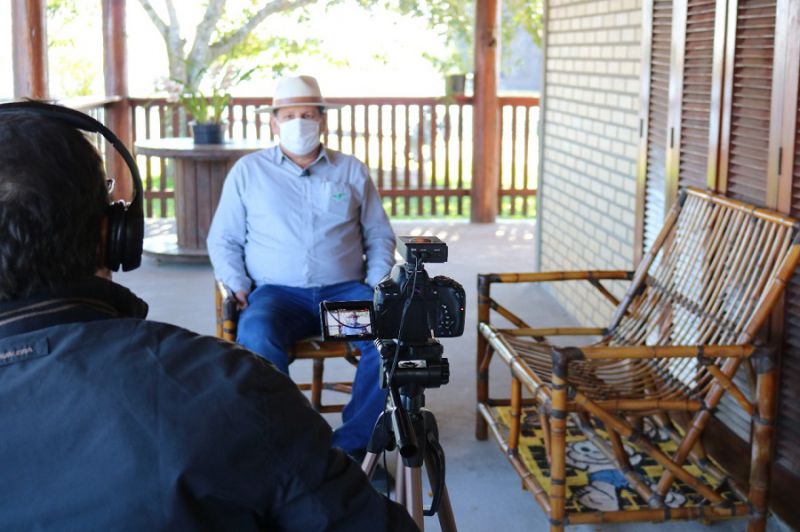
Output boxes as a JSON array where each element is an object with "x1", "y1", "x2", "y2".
[{"x1": 234, "y1": 289, "x2": 250, "y2": 310}]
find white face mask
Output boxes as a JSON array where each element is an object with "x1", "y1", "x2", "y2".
[{"x1": 278, "y1": 118, "x2": 321, "y2": 156}]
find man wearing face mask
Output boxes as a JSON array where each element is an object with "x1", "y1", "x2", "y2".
[{"x1": 207, "y1": 75, "x2": 396, "y2": 459}]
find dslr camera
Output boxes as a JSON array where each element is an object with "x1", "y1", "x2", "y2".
[{"x1": 320, "y1": 236, "x2": 465, "y2": 344}]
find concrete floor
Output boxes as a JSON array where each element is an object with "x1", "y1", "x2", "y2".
[{"x1": 114, "y1": 219, "x2": 787, "y2": 532}]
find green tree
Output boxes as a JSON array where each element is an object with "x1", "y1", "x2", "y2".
[
  {"x1": 137, "y1": 0, "x2": 321, "y2": 93},
  {"x1": 368, "y1": 0, "x2": 544, "y2": 75},
  {"x1": 138, "y1": 0, "x2": 543, "y2": 92},
  {"x1": 47, "y1": 0, "x2": 102, "y2": 97}
]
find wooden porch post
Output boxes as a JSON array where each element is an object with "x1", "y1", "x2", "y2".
[
  {"x1": 102, "y1": 0, "x2": 133, "y2": 202},
  {"x1": 12, "y1": 0, "x2": 48, "y2": 99},
  {"x1": 471, "y1": 0, "x2": 500, "y2": 223}
]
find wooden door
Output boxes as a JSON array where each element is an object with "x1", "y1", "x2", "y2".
[
  {"x1": 716, "y1": 0, "x2": 779, "y2": 204},
  {"x1": 636, "y1": 0, "x2": 721, "y2": 258},
  {"x1": 713, "y1": 0, "x2": 779, "y2": 441},
  {"x1": 636, "y1": 0, "x2": 675, "y2": 259},
  {"x1": 773, "y1": 0, "x2": 800, "y2": 508},
  {"x1": 633, "y1": 0, "x2": 800, "y2": 522},
  {"x1": 668, "y1": 0, "x2": 720, "y2": 195}
]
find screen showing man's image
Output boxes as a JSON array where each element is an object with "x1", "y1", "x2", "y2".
[{"x1": 326, "y1": 308, "x2": 372, "y2": 338}]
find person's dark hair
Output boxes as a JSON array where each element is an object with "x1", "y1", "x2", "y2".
[{"x1": 0, "y1": 110, "x2": 108, "y2": 300}]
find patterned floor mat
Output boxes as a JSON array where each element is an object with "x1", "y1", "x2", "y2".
[{"x1": 490, "y1": 406, "x2": 737, "y2": 514}]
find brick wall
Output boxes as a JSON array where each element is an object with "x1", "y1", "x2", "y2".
[{"x1": 537, "y1": 0, "x2": 642, "y2": 325}]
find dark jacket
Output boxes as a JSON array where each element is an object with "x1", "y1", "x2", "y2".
[{"x1": 0, "y1": 277, "x2": 416, "y2": 531}]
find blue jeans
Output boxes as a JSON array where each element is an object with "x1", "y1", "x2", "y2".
[{"x1": 237, "y1": 280, "x2": 384, "y2": 454}]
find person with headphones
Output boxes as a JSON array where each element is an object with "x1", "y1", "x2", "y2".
[{"x1": 0, "y1": 102, "x2": 416, "y2": 531}]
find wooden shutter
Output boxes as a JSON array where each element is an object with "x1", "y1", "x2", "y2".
[
  {"x1": 776, "y1": 56, "x2": 800, "y2": 480},
  {"x1": 713, "y1": 0, "x2": 778, "y2": 440},
  {"x1": 677, "y1": 0, "x2": 718, "y2": 190},
  {"x1": 637, "y1": 0, "x2": 674, "y2": 254},
  {"x1": 719, "y1": 0, "x2": 777, "y2": 204}
]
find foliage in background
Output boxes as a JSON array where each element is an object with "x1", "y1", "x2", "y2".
[
  {"x1": 47, "y1": 0, "x2": 102, "y2": 96},
  {"x1": 137, "y1": 0, "x2": 326, "y2": 94},
  {"x1": 365, "y1": 0, "x2": 544, "y2": 75},
  {"x1": 137, "y1": 0, "x2": 543, "y2": 93},
  {"x1": 161, "y1": 62, "x2": 258, "y2": 124}
]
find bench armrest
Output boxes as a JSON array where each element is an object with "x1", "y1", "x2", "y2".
[
  {"x1": 478, "y1": 270, "x2": 634, "y2": 286},
  {"x1": 561, "y1": 344, "x2": 755, "y2": 361}
]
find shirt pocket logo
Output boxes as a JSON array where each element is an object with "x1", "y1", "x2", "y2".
[{"x1": 324, "y1": 184, "x2": 354, "y2": 219}]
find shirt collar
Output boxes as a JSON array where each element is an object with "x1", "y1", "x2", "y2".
[
  {"x1": 272, "y1": 145, "x2": 336, "y2": 176},
  {"x1": 0, "y1": 277, "x2": 149, "y2": 337}
]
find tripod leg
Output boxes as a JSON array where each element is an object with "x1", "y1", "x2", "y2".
[
  {"x1": 406, "y1": 467, "x2": 424, "y2": 530},
  {"x1": 361, "y1": 451, "x2": 380, "y2": 479},
  {"x1": 395, "y1": 453, "x2": 406, "y2": 506},
  {"x1": 425, "y1": 454, "x2": 457, "y2": 532}
]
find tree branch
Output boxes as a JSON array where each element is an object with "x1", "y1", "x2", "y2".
[
  {"x1": 187, "y1": 0, "x2": 226, "y2": 71},
  {"x1": 138, "y1": 0, "x2": 187, "y2": 85},
  {"x1": 136, "y1": 0, "x2": 168, "y2": 36},
  {"x1": 164, "y1": 0, "x2": 179, "y2": 28},
  {"x1": 207, "y1": 0, "x2": 317, "y2": 60}
]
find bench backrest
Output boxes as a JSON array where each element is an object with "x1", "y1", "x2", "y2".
[{"x1": 610, "y1": 188, "x2": 800, "y2": 348}]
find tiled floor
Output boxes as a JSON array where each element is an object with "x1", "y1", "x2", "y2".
[{"x1": 113, "y1": 219, "x2": 788, "y2": 532}]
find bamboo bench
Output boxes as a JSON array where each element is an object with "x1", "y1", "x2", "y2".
[{"x1": 476, "y1": 188, "x2": 800, "y2": 531}]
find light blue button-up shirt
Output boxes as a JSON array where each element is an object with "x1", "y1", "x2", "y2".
[{"x1": 207, "y1": 145, "x2": 396, "y2": 293}]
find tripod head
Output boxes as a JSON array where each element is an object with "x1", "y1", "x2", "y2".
[{"x1": 375, "y1": 339, "x2": 450, "y2": 389}]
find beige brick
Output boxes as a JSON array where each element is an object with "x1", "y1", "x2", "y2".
[{"x1": 541, "y1": 0, "x2": 642, "y2": 324}]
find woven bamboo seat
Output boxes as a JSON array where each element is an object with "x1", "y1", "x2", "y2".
[
  {"x1": 495, "y1": 335, "x2": 711, "y2": 403},
  {"x1": 476, "y1": 188, "x2": 800, "y2": 531},
  {"x1": 214, "y1": 282, "x2": 359, "y2": 413}
]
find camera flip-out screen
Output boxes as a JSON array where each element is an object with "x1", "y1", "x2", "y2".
[{"x1": 320, "y1": 301, "x2": 376, "y2": 341}]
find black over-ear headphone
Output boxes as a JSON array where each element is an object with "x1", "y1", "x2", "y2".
[{"x1": 0, "y1": 101, "x2": 144, "y2": 271}]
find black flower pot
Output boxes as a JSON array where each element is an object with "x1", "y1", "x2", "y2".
[
  {"x1": 191, "y1": 122, "x2": 224, "y2": 144},
  {"x1": 445, "y1": 73, "x2": 467, "y2": 97}
]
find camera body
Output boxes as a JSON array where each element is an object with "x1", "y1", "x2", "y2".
[
  {"x1": 372, "y1": 262, "x2": 465, "y2": 342},
  {"x1": 320, "y1": 236, "x2": 465, "y2": 343}
]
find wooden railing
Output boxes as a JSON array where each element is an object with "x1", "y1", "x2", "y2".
[{"x1": 127, "y1": 95, "x2": 539, "y2": 219}]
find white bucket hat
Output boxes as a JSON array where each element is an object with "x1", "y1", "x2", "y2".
[{"x1": 256, "y1": 75, "x2": 340, "y2": 113}]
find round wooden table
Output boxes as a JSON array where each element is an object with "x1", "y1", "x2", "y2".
[{"x1": 135, "y1": 138, "x2": 271, "y2": 262}]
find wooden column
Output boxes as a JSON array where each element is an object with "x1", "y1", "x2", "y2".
[
  {"x1": 103, "y1": 0, "x2": 132, "y2": 202},
  {"x1": 471, "y1": 0, "x2": 500, "y2": 223},
  {"x1": 12, "y1": 0, "x2": 48, "y2": 99}
]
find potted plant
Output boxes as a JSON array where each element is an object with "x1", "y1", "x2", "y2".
[
  {"x1": 165, "y1": 62, "x2": 257, "y2": 144},
  {"x1": 180, "y1": 89, "x2": 230, "y2": 144},
  {"x1": 424, "y1": 45, "x2": 472, "y2": 101}
]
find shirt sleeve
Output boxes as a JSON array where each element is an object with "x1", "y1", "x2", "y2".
[
  {"x1": 206, "y1": 162, "x2": 252, "y2": 294},
  {"x1": 357, "y1": 166, "x2": 396, "y2": 287}
]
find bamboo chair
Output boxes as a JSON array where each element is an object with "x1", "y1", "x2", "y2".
[
  {"x1": 476, "y1": 188, "x2": 800, "y2": 531},
  {"x1": 215, "y1": 282, "x2": 359, "y2": 413}
]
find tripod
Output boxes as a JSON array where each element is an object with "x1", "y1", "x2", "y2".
[{"x1": 362, "y1": 379, "x2": 457, "y2": 531}]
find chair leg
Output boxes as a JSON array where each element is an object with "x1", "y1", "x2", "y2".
[
  {"x1": 539, "y1": 405, "x2": 552, "y2": 464},
  {"x1": 748, "y1": 351, "x2": 778, "y2": 532},
  {"x1": 311, "y1": 358, "x2": 324, "y2": 411},
  {"x1": 476, "y1": 335, "x2": 490, "y2": 440},
  {"x1": 549, "y1": 355, "x2": 568, "y2": 531},
  {"x1": 477, "y1": 276, "x2": 491, "y2": 441},
  {"x1": 509, "y1": 377, "x2": 522, "y2": 453}
]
